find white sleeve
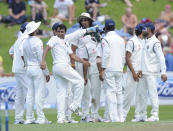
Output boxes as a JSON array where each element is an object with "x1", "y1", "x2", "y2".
[
  {"x1": 96, "y1": 43, "x2": 102, "y2": 57},
  {"x1": 53, "y1": 0, "x2": 58, "y2": 8},
  {"x1": 81, "y1": 46, "x2": 89, "y2": 59},
  {"x1": 47, "y1": 36, "x2": 57, "y2": 48},
  {"x1": 65, "y1": 29, "x2": 87, "y2": 45},
  {"x1": 154, "y1": 42, "x2": 166, "y2": 74},
  {"x1": 67, "y1": 0, "x2": 74, "y2": 5},
  {"x1": 35, "y1": 41, "x2": 49, "y2": 76},
  {"x1": 102, "y1": 39, "x2": 110, "y2": 68},
  {"x1": 66, "y1": 42, "x2": 73, "y2": 54},
  {"x1": 122, "y1": 40, "x2": 126, "y2": 67},
  {"x1": 19, "y1": 38, "x2": 27, "y2": 56},
  {"x1": 9, "y1": 45, "x2": 14, "y2": 55},
  {"x1": 126, "y1": 40, "x2": 134, "y2": 53}
]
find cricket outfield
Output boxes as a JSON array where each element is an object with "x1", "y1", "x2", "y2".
[{"x1": 0, "y1": 106, "x2": 173, "y2": 131}]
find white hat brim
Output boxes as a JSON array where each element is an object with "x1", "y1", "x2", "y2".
[
  {"x1": 77, "y1": 16, "x2": 94, "y2": 23},
  {"x1": 24, "y1": 22, "x2": 41, "y2": 35}
]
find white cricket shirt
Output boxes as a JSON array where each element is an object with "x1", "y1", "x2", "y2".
[
  {"x1": 126, "y1": 35, "x2": 143, "y2": 72},
  {"x1": 9, "y1": 32, "x2": 28, "y2": 73},
  {"x1": 141, "y1": 35, "x2": 166, "y2": 75},
  {"x1": 82, "y1": 36, "x2": 99, "y2": 75},
  {"x1": 102, "y1": 31, "x2": 125, "y2": 72},
  {"x1": 47, "y1": 36, "x2": 73, "y2": 65}
]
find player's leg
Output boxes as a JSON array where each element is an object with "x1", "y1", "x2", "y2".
[
  {"x1": 25, "y1": 66, "x2": 35, "y2": 124},
  {"x1": 115, "y1": 72, "x2": 123, "y2": 122},
  {"x1": 54, "y1": 64, "x2": 84, "y2": 115},
  {"x1": 76, "y1": 64, "x2": 91, "y2": 121},
  {"x1": 33, "y1": 67, "x2": 47, "y2": 123},
  {"x1": 146, "y1": 75, "x2": 159, "y2": 121},
  {"x1": 123, "y1": 72, "x2": 137, "y2": 121},
  {"x1": 104, "y1": 71, "x2": 119, "y2": 122},
  {"x1": 139, "y1": 75, "x2": 148, "y2": 121},
  {"x1": 14, "y1": 73, "x2": 25, "y2": 124},
  {"x1": 54, "y1": 75, "x2": 68, "y2": 123},
  {"x1": 90, "y1": 73, "x2": 102, "y2": 122}
]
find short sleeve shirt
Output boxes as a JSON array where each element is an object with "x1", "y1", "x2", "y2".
[
  {"x1": 47, "y1": 36, "x2": 72, "y2": 64},
  {"x1": 9, "y1": 1, "x2": 26, "y2": 15},
  {"x1": 53, "y1": 0, "x2": 73, "y2": 17}
]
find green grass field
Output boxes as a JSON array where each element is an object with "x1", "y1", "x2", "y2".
[
  {"x1": 0, "y1": 0, "x2": 173, "y2": 73},
  {"x1": 0, "y1": 106, "x2": 173, "y2": 131}
]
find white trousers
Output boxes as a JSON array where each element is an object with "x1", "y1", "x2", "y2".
[
  {"x1": 53, "y1": 64, "x2": 84, "y2": 121},
  {"x1": 123, "y1": 72, "x2": 143, "y2": 120},
  {"x1": 103, "y1": 71, "x2": 123, "y2": 122},
  {"x1": 76, "y1": 64, "x2": 91, "y2": 118},
  {"x1": 65, "y1": 82, "x2": 73, "y2": 120},
  {"x1": 89, "y1": 73, "x2": 101, "y2": 119},
  {"x1": 14, "y1": 73, "x2": 28, "y2": 121},
  {"x1": 26, "y1": 66, "x2": 46, "y2": 121},
  {"x1": 140, "y1": 74, "x2": 159, "y2": 118}
]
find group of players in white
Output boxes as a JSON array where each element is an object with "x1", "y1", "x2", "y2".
[{"x1": 9, "y1": 12, "x2": 167, "y2": 124}]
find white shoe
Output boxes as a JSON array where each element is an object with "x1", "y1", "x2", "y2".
[
  {"x1": 35, "y1": 119, "x2": 52, "y2": 124},
  {"x1": 86, "y1": 117, "x2": 94, "y2": 123},
  {"x1": 131, "y1": 118, "x2": 140, "y2": 122},
  {"x1": 57, "y1": 119, "x2": 69, "y2": 124},
  {"x1": 93, "y1": 116, "x2": 104, "y2": 122},
  {"x1": 103, "y1": 119, "x2": 111, "y2": 123},
  {"x1": 15, "y1": 119, "x2": 25, "y2": 124},
  {"x1": 146, "y1": 116, "x2": 159, "y2": 122},
  {"x1": 69, "y1": 106, "x2": 83, "y2": 117},
  {"x1": 68, "y1": 119, "x2": 79, "y2": 123},
  {"x1": 24, "y1": 119, "x2": 36, "y2": 124}
]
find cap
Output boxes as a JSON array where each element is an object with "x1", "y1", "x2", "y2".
[
  {"x1": 20, "y1": 22, "x2": 28, "y2": 33},
  {"x1": 52, "y1": 22, "x2": 60, "y2": 30},
  {"x1": 105, "y1": 19, "x2": 115, "y2": 28},
  {"x1": 145, "y1": 22, "x2": 155, "y2": 32},
  {"x1": 135, "y1": 24, "x2": 145, "y2": 32}
]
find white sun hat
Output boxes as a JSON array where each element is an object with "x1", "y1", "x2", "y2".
[
  {"x1": 77, "y1": 12, "x2": 94, "y2": 23},
  {"x1": 24, "y1": 21, "x2": 41, "y2": 35}
]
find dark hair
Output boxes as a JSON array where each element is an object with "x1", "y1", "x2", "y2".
[
  {"x1": 135, "y1": 30, "x2": 142, "y2": 36},
  {"x1": 150, "y1": 28, "x2": 154, "y2": 34},
  {"x1": 57, "y1": 24, "x2": 67, "y2": 32},
  {"x1": 79, "y1": 18, "x2": 93, "y2": 28},
  {"x1": 105, "y1": 25, "x2": 115, "y2": 31}
]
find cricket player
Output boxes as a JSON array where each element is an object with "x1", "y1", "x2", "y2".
[
  {"x1": 140, "y1": 22, "x2": 167, "y2": 122},
  {"x1": 123, "y1": 24, "x2": 144, "y2": 122},
  {"x1": 82, "y1": 33, "x2": 103, "y2": 122},
  {"x1": 22, "y1": 21, "x2": 51, "y2": 124},
  {"x1": 41, "y1": 24, "x2": 96, "y2": 123},
  {"x1": 100, "y1": 19, "x2": 125, "y2": 122},
  {"x1": 9, "y1": 22, "x2": 29, "y2": 124},
  {"x1": 71, "y1": 12, "x2": 94, "y2": 122}
]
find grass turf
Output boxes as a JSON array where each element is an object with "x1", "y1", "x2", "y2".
[
  {"x1": 0, "y1": 0, "x2": 173, "y2": 73},
  {"x1": 0, "y1": 105, "x2": 173, "y2": 131}
]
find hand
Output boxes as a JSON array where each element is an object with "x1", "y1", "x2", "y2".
[
  {"x1": 41, "y1": 61, "x2": 46, "y2": 70},
  {"x1": 99, "y1": 71, "x2": 104, "y2": 81},
  {"x1": 14, "y1": 15, "x2": 20, "y2": 19},
  {"x1": 161, "y1": 74, "x2": 167, "y2": 82},
  {"x1": 137, "y1": 71, "x2": 142, "y2": 78},
  {"x1": 132, "y1": 72, "x2": 139, "y2": 82},
  {"x1": 84, "y1": 77, "x2": 88, "y2": 86},
  {"x1": 83, "y1": 60, "x2": 90, "y2": 67},
  {"x1": 86, "y1": 26, "x2": 98, "y2": 33},
  {"x1": 46, "y1": 75, "x2": 50, "y2": 82}
]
